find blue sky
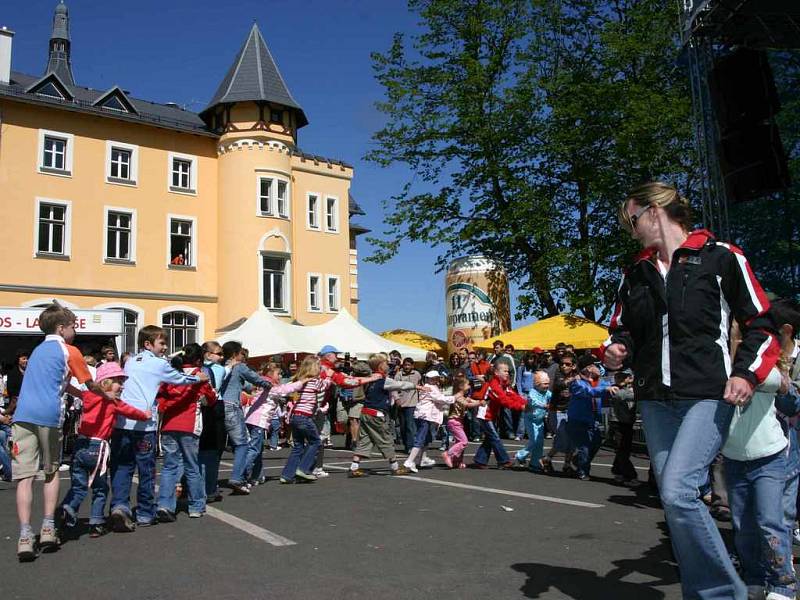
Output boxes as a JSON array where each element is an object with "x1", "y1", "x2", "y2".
[{"x1": 1, "y1": 0, "x2": 527, "y2": 338}]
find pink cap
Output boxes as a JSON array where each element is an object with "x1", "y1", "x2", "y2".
[{"x1": 96, "y1": 361, "x2": 127, "y2": 381}]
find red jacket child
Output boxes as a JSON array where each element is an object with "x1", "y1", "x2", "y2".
[
  {"x1": 79, "y1": 362, "x2": 150, "y2": 439},
  {"x1": 473, "y1": 377, "x2": 526, "y2": 422},
  {"x1": 158, "y1": 365, "x2": 218, "y2": 434}
]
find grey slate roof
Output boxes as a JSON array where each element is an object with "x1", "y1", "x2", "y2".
[
  {"x1": 201, "y1": 23, "x2": 308, "y2": 128},
  {"x1": 348, "y1": 193, "x2": 365, "y2": 215},
  {"x1": 52, "y1": 2, "x2": 70, "y2": 41},
  {"x1": 46, "y1": 2, "x2": 74, "y2": 86},
  {"x1": 2, "y1": 71, "x2": 213, "y2": 135}
]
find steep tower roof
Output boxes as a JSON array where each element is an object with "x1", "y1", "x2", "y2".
[
  {"x1": 46, "y1": 0, "x2": 74, "y2": 86},
  {"x1": 201, "y1": 23, "x2": 307, "y2": 128}
]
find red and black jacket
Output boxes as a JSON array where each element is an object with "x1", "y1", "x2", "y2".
[{"x1": 602, "y1": 229, "x2": 779, "y2": 401}]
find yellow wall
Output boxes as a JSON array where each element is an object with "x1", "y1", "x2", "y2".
[{"x1": 0, "y1": 97, "x2": 360, "y2": 348}]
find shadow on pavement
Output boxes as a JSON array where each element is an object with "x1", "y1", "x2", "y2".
[
  {"x1": 605, "y1": 481, "x2": 663, "y2": 510},
  {"x1": 511, "y1": 522, "x2": 679, "y2": 599}
]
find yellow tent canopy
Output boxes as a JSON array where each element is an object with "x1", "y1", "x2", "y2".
[
  {"x1": 380, "y1": 329, "x2": 448, "y2": 356},
  {"x1": 474, "y1": 314, "x2": 609, "y2": 351}
]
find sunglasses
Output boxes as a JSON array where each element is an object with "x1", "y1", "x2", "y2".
[{"x1": 628, "y1": 204, "x2": 651, "y2": 230}]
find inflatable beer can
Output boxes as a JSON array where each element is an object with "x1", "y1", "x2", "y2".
[{"x1": 445, "y1": 256, "x2": 511, "y2": 356}]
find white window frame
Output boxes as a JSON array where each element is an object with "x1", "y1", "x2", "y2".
[
  {"x1": 103, "y1": 206, "x2": 137, "y2": 264},
  {"x1": 33, "y1": 197, "x2": 72, "y2": 258},
  {"x1": 306, "y1": 192, "x2": 321, "y2": 230},
  {"x1": 325, "y1": 274, "x2": 341, "y2": 313},
  {"x1": 37, "y1": 129, "x2": 74, "y2": 177},
  {"x1": 255, "y1": 176, "x2": 291, "y2": 219},
  {"x1": 307, "y1": 272, "x2": 323, "y2": 312},
  {"x1": 167, "y1": 152, "x2": 198, "y2": 195},
  {"x1": 260, "y1": 252, "x2": 290, "y2": 313},
  {"x1": 156, "y1": 305, "x2": 204, "y2": 352},
  {"x1": 166, "y1": 213, "x2": 198, "y2": 268},
  {"x1": 105, "y1": 140, "x2": 139, "y2": 186},
  {"x1": 324, "y1": 195, "x2": 340, "y2": 233}
]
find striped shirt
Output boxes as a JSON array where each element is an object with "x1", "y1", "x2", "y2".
[{"x1": 292, "y1": 378, "x2": 330, "y2": 416}]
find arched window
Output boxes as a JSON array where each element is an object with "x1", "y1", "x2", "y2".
[
  {"x1": 161, "y1": 311, "x2": 198, "y2": 351},
  {"x1": 121, "y1": 310, "x2": 138, "y2": 354}
]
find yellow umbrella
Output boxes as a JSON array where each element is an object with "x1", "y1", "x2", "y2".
[
  {"x1": 474, "y1": 314, "x2": 609, "y2": 351},
  {"x1": 380, "y1": 329, "x2": 448, "y2": 356}
]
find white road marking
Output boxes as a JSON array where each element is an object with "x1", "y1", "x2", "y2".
[
  {"x1": 323, "y1": 464, "x2": 603, "y2": 508},
  {"x1": 395, "y1": 476, "x2": 604, "y2": 508},
  {"x1": 130, "y1": 474, "x2": 297, "y2": 547},
  {"x1": 204, "y1": 505, "x2": 297, "y2": 547}
]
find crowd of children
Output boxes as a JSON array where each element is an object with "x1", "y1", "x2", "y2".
[{"x1": 5, "y1": 299, "x2": 800, "y2": 600}]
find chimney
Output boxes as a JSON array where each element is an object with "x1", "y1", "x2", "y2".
[{"x1": 0, "y1": 27, "x2": 13, "y2": 85}]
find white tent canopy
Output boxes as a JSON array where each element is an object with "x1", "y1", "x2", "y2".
[{"x1": 216, "y1": 308, "x2": 429, "y2": 361}]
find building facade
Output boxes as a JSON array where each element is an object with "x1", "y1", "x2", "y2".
[{"x1": 0, "y1": 3, "x2": 368, "y2": 356}]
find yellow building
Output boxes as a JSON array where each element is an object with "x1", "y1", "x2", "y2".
[{"x1": 0, "y1": 3, "x2": 368, "y2": 356}]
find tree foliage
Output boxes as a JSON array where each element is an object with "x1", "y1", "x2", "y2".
[{"x1": 366, "y1": 0, "x2": 696, "y2": 321}]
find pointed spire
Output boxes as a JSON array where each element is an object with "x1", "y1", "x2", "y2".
[
  {"x1": 201, "y1": 23, "x2": 307, "y2": 128},
  {"x1": 46, "y1": 0, "x2": 74, "y2": 86}
]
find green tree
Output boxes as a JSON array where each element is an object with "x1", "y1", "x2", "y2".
[{"x1": 366, "y1": 0, "x2": 696, "y2": 321}]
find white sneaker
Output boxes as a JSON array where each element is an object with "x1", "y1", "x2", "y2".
[
  {"x1": 58, "y1": 463, "x2": 70, "y2": 472},
  {"x1": 403, "y1": 461, "x2": 418, "y2": 473},
  {"x1": 420, "y1": 457, "x2": 436, "y2": 468},
  {"x1": 765, "y1": 593, "x2": 792, "y2": 600},
  {"x1": 312, "y1": 468, "x2": 329, "y2": 478},
  {"x1": 793, "y1": 527, "x2": 800, "y2": 546}
]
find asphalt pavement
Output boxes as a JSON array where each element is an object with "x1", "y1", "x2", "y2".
[{"x1": 0, "y1": 437, "x2": 685, "y2": 600}]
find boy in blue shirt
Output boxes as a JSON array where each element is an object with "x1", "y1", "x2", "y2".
[
  {"x1": 12, "y1": 302, "x2": 113, "y2": 561},
  {"x1": 566, "y1": 354, "x2": 617, "y2": 480},
  {"x1": 108, "y1": 325, "x2": 207, "y2": 532}
]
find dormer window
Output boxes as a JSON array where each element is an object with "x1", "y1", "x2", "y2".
[
  {"x1": 93, "y1": 87, "x2": 138, "y2": 115},
  {"x1": 270, "y1": 109, "x2": 283, "y2": 124},
  {"x1": 37, "y1": 82, "x2": 66, "y2": 100},
  {"x1": 26, "y1": 73, "x2": 74, "y2": 102},
  {"x1": 101, "y1": 95, "x2": 128, "y2": 112}
]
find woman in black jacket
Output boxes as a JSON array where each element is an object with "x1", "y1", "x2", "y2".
[{"x1": 603, "y1": 181, "x2": 779, "y2": 600}]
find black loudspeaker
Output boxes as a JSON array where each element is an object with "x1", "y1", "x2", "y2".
[
  {"x1": 710, "y1": 48, "x2": 790, "y2": 203},
  {"x1": 710, "y1": 48, "x2": 780, "y2": 129},
  {"x1": 718, "y1": 122, "x2": 791, "y2": 204}
]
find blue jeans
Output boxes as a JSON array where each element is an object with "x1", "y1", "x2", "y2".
[
  {"x1": 61, "y1": 437, "x2": 109, "y2": 525},
  {"x1": 0, "y1": 423, "x2": 12, "y2": 481},
  {"x1": 640, "y1": 399, "x2": 745, "y2": 600},
  {"x1": 548, "y1": 411, "x2": 573, "y2": 454},
  {"x1": 413, "y1": 418, "x2": 437, "y2": 449},
  {"x1": 515, "y1": 415, "x2": 545, "y2": 469},
  {"x1": 198, "y1": 449, "x2": 220, "y2": 497},
  {"x1": 110, "y1": 429, "x2": 157, "y2": 524},
  {"x1": 566, "y1": 420, "x2": 602, "y2": 477},
  {"x1": 157, "y1": 432, "x2": 205, "y2": 514},
  {"x1": 499, "y1": 407, "x2": 514, "y2": 438},
  {"x1": 474, "y1": 420, "x2": 510, "y2": 466},
  {"x1": 281, "y1": 415, "x2": 320, "y2": 479},
  {"x1": 268, "y1": 417, "x2": 281, "y2": 449},
  {"x1": 400, "y1": 406, "x2": 417, "y2": 452},
  {"x1": 224, "y1": 403, "x2": 250, "y2": 485},
  {"x1": 784, "y1": 475, "x2": 799, "y2": 536},
  {"x1": 245, "y1": 424, "x2": 266, "y2": 481},
  {"x1": 726, "y1": 451, "x2": 796, "y2": 598}
]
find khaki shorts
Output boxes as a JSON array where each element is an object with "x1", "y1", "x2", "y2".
[
  {"x1": 11, "y1": 422, "x2": 62, "y2": 481},
  {"x1": 354, "y1": 413, "x2": 395, "y2": 461},
  {"x1": 348, "y1": 402, "x2": 364, "y2": 420}
]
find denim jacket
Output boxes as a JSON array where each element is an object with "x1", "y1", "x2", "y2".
[{"x1": 220, "y1": 363, "x2": 272, "y2": 406}]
